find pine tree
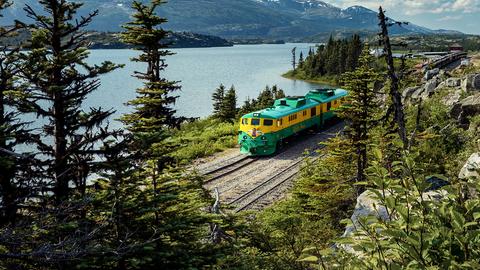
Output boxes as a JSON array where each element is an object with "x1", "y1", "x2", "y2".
[
  {"x1": 212, "y1": 83, "x2": 226, "y2": 118},
  {"x1": 221, "y1": 85, "x2": 237, "y2": 122},
  {"x1": 298, "y1": 51, "x2": 304, "y2": 69},
  {"x1": 291, "y1": 47, "x2": 296, "y2": 72},
  {"x1": 19, "y1": 0, "x2": 120, "y2": 203},
  {"x1": 120, "y1": 0, "x2": 182, "y2": 172},
  {"x1": 272, "y1": 85, "x2": 286, "y2": 99},
  {"x1": 0, "y1": 0, "x2": 26, "y2": 226},
  {"x1": 339, "y1": 45, "x2": 382, "y2": 184}
]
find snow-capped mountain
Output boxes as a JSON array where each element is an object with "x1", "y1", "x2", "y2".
[{"x1": 0, "y1": 0, "x2": 459, "y2": 39}]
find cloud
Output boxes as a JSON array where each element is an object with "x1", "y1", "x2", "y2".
[
  {"x1": 330, "y1": 0, "x2": 480, "y2": 14},
  {"x1": 437, "y1": 15, "x2": 463, "y2": 20}
]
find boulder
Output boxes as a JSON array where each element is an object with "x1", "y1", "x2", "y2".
[
  {"x1": 435, "y1": 81, "x2": 446, "y2": 92},
  {"x1": 402, "y1": 86, "x2": 421, "y2": 102},
  {"x1": 462, "y1": 73, "x2": 480, "y2": 92},
  {"x1": 340, "y1": 188, "x2": 446, "y2": 255},
  {"x1": 459, "y1": 153, "x2": 480, "y2": 180},
  {"x1": 442, "y1": 89, "x2": 462, "y2": 106},
  {"x1": 451, "y1": 94, "x2": 480, "y2": 128},
  {"x1": 446, "y1": 77, "x2": 461, "y2": 87},
  {"x1": 458, "y1": 153, "x2": 480, "y2": 199},
  {"x1": 410, "y1": 86, "x2": 425, "y2": 101},
  {"x1": 424, "y1": 68, "x2": 440, "y2": 80}
]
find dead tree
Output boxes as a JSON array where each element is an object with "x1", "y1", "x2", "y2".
[
  {"x1": 378, "y1": 6, "x2": 408, "y2": 148},
  {"x1": 291, "y1": 47, "x2": 297, "y2": 72}
]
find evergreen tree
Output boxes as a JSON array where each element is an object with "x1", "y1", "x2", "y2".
[
  {"x1": 120, "y1": 0, "x2": 182, "y2": 172},
  {"x1": 272, "y1": 85, "x2": 286, "y2": 99},
  {"x1": 0, "y1": 0, "x2": 27, "y2": 226},
  {"x1": 221, "y1": 85, "x2": 237, "y2": 122},
  {"x1": 298, "y1": 51, "x2": 304, "y2": 69},
  {"x1": 339, "y1": 45, "x2": 381, "y2": 184},
  {"x1": 19, "y1": 0, "x2": 120, "y2": 203},
  {"x1": 212, "y1": 83, "x2": 226, "y2": 118},
  {"x1": 291, "y1": 47, "x2": 296, "y2": 72}
]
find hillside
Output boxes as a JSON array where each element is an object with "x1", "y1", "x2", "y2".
[
  {"x1": 0, "y1": 0, "x2": 462, "y2": 39},
  {"x1": 0, "y1": 30, "x2": 233, "y2": 49}
]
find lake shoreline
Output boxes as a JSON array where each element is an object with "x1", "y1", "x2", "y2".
[{"x1": 282, "y1": 70, "x2": 340, "y2": 87}]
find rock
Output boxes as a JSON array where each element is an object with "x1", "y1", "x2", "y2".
[
  {"x1": 462, "y1": 73, "x2": 480, "y2": 92},
  {"x1": 403, "y1": 86, "x2": 421, "y2": 102},
  {"x1": 424, "y1": 68, "x2": 440, "y2": 80},
  {"x1": 451, "y1": 94, "x2": 480, "y2": 128},
  {"x1": 340, "y1": 188, "x2": 446, "y2": 255},
  {"x1": 416, "y1": 77, "x2": 441, "y2": 100},
  {"x1": 435, "y1": 81, "x2": 446, "y2": 92},
  {"x1": 446, "y1": 77, "x2": 461, "y2": 87},
  {"x1": 459, "y1": 153, "x2": 480, "y2": 180},
  {"x1": 442, "y1": 89, "x2": 462, "y2": 106},
  {"x1": 410, "y1": 86, "x2": 425, "y2": 101}
]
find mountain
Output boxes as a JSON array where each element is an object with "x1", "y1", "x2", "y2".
[{"x1": 0, "y1": 0, "x2": 461, "y2": 39}]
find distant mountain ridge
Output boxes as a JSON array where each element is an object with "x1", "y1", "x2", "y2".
[{"x1": 0, "y1": 0, "x2": 463, "y2": 39}]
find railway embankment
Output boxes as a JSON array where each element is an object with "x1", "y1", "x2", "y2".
[{"x1": 192, "y1": 122, "x2": 345, "y2": 211}]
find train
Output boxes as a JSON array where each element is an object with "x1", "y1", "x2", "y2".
[{"x1": 238, "y1": 88, "x2": 348, "y2": 156}]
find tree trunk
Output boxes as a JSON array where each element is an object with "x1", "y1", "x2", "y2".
[
  {"x1": 51, "y1": 2, "x2": 69, "y2": 203},
  {"x1": 378, "y1": 7, "x2": 408, "y2": 148}
]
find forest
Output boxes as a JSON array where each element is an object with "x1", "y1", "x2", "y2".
[
  {"x1": 283, "y1": 34, "x2": 363, "y2": 85},
  {"x1": 1, "y1": 0, "x2": 480, "y2": 269}
]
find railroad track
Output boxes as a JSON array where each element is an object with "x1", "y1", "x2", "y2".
[
  {"x1": 230, "y1": 147, "x2": 326, "y2": 212},
  {"x1": 204, "y1": 156, "x2": 259, "y2": 183}
]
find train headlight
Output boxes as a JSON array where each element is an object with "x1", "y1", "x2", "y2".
[
  {"x1": 261, "y1": 136, "x2": 267, "y2": 141},
  {"x1": 243, "y1": 135, "x2": 247, "y2": 140}
]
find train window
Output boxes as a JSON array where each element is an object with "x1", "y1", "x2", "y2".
[
  {"x1": 251, "y1": 119, "x2": 260, "y2": 126},
  {"x1": 303, "y1": 111, "x2": 307, "y2": 116},
  {"x1": 241, "y1": 118, "x2": 248, "y2": 125},
  {"x1": 277, "y1": 119, "x2": 282, "y2": 126},
  {"x1": 264, "y1": 119, "x2": 273, "y2": 126},
  {"x1": 311, "y1": 107, "x2": 316, "y2": 116},
  {"x1": 327, "y1": 102, "x2": 331, "y2": 111}
]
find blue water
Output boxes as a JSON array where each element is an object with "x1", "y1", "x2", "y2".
[{"x1": 86, "y1": 43, "x2": 327, "y2": 121}]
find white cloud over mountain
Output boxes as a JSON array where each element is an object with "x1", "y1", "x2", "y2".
[{"x1": 327, "y1": 0, "x2": 480, "y2": 34}]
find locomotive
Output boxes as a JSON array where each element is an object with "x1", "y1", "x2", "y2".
[{"x1": 238, "y1": 88, "x2": 347, "y2": 156}]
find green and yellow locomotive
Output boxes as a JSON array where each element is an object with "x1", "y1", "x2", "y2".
[{"x1": 238, "y1": 88, "x2": 347, "y2": 156}]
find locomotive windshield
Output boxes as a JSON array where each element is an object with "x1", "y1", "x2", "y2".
[
  {"x1": 241, "y1": 118, "x2": 248, "y2": 125},
  {"x1": 251, "y1": 119, "x2": 260, "y2": 126}
]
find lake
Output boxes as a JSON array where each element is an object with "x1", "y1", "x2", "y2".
[{"x1": 86, "y1": 43, "x2": 327, "y2": 121}]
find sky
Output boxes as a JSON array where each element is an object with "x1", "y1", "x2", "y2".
[{"x1": 327, "y1": 0, "x2": 480, "y2": 34}]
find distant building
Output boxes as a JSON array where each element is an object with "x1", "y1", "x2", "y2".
[{"x1": 449, "y1": 43, "x2": 464, "y2": 53}]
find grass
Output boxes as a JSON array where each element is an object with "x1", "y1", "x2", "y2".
[
  {"x1": 168, "y1": 117, "x2": 239, "y2": 165},
  {"x1": 282, "y1": 70, "x2": 340, "y2": 87}
]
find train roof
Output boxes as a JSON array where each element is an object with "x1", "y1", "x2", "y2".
[{"x1": 242, "y1": 88, "x2": 348, "y2": 119}]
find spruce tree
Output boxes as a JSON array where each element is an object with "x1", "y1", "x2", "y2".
[
  {"x1": 340, "y1": 45, "x2": 381, "y2": 184},
  {"x1": 120, "y1": 0, "x2": 182, "y2": 172},
  {"x1": 298, "y1": 51, "x2": 304, "y2": 69},
  {"x1": 212, "y1": 83, "x2": 225, "y2": 118},
  {"x1": 113, "y1": 1, "x2": 216, "y2": 268},
  {"x1": 272, "y1": 85, "x2": 286, "y2": 99},
  {"x1": 221, "y1": 85, "x2": 237, "y2": 122},
  {"x1": 0, "y1": 0, "x2": 26, "y2": 226},
  {"x1": 18, "y1": 0, "x2": 120, "y2": 202}
]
